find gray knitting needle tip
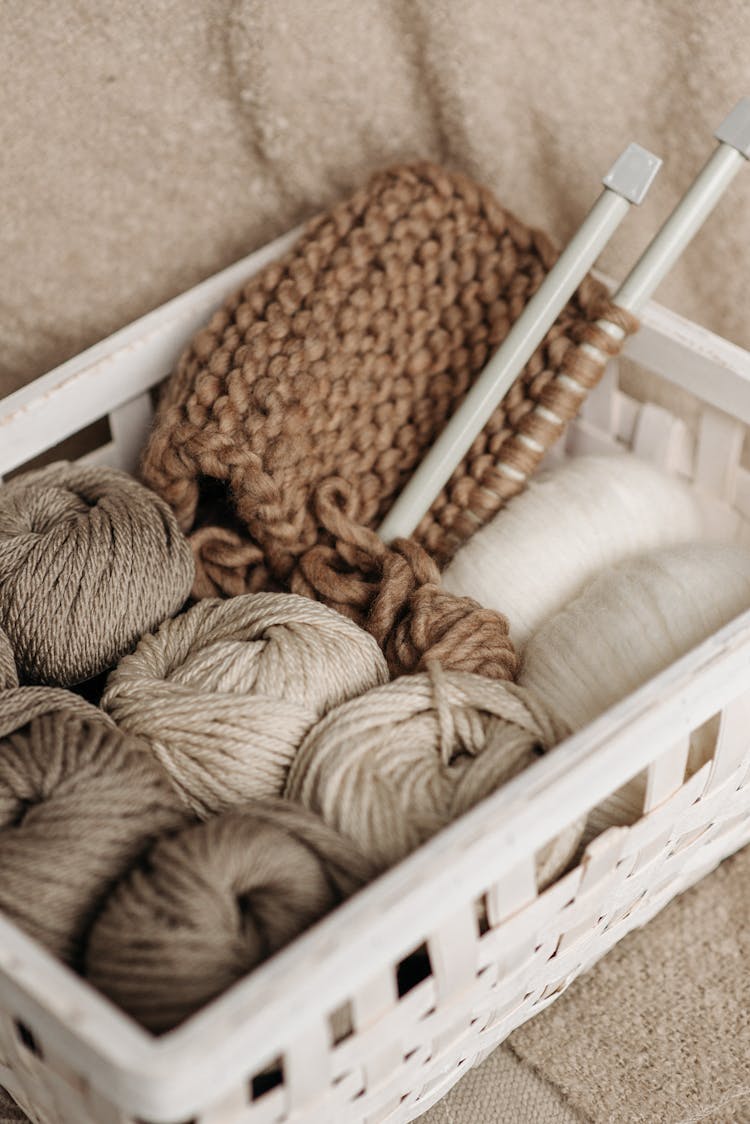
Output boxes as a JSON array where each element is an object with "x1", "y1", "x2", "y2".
[
  {"x1": 378, "y1": 142, "x2": 661, "y2": 544},
  {"x1": 615, "y1": 97, "x2": 750, "y2": 314}
]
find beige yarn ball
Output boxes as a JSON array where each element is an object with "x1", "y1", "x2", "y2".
[
  {"x1": 285, "y1": 663, "x2": 582, "y2": 885},
  {"x1": 0, "y1": 711, "x2": 190, "y2": 966},
  {"x1": 85, "y1": 800, "x2": 375, "y2": 1033},
  {"x1": 521, "y1": 542, "x2": 750, "y2": 839},
  {"x1": 0, "y1": 462, "x2": 194, "y2": 686},
  {"x1": 101, "y1": 593, "x2": 389, "y2": 816}
]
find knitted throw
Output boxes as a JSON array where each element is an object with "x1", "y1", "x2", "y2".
[{"x1": 141, "y1": 163, "x2": 636, "y2": 678}]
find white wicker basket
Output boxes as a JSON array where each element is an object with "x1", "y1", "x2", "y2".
[{"x1": 2, "y1": 230, "x2": 750, "y2": 1124}]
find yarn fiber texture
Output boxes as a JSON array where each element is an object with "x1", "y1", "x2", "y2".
[
  {"x1": 140, "y1": 162, "x2": 635, "y2": 677},
  {"x1": 520, "y1": 542, "x2": 750, "y2": 837},
  {"x1": 0, "y1": 711, "x2": 190, "y2": 966},
  {"x1": 0, "y1": 462, "x2": 194, "y2": 686},
  {"x1": 0, "y1": 626, "x2": 110, "y2": 738},
  {"x1": 443, "y1": 454, "x2": 711, "y2": 649},
  {"x1": 85, "y1": 800, "x2": 376, "y2": 1034},
  {"x1": 285, "y1": 662, "x2": 582, "y2": 887},
  {"x1": 101, "y1": 592, "x2": 389, "y2": 817}
]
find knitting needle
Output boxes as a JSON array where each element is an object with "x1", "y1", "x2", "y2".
[
  {"x1": 377, "y1": 142, "x2": 661, "y2": 544},
  {"x1": 611, "y1": 96, "x2": 750, "y2": 316}
]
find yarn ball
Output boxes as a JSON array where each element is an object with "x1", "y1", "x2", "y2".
[
  {"x1": 101, "y1": 592, "x2": 389, "y2": 817},
  {"x1": 285, "y1": 662, "x2": 582, "y2": 886},
  {"x1": 0, "y1": 461, "x2": 194, "y2": 686},
  {"x1": 85, "y1": 800, "x2": 375, "y2": 1033},
  {"x1": 443, "y1": 454, "x2": 710, "y2": 649},
  {"x1": 0, "y1": 711, "x2": 190, "y2": 965},
  {"x1": 520, "y1": 542, "x2": 750, "y2": 837}
]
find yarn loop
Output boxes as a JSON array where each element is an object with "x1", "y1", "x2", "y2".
[{"x1": 293, "y1": 480, "x2": 517, "y2": 678}]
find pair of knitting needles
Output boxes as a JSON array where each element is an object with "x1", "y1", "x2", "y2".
[{"x1": 379, "y1": 97, "x2": 750, "y2": 544}]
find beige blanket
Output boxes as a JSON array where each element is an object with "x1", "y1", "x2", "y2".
[{"x1": 3, "y1": 4, "x2": 750, "y2": 1121}]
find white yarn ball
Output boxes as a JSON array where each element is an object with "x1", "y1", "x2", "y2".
[
  {"x1": 520, "y1": 543, "x2": 750, "y2": 837},
  {"x1": 443, "y1": 455, "x2": 710, "y2": 649}
]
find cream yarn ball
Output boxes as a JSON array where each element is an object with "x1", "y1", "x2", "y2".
[
  {"x1": 520, "y1": 542, "x2": 750, "y2": 835},
  {"x1": 442, "y1": 454, "x2": 710, "y2": 649},
  {"x1": 101, "y1": 592, "x2": 388, "y2": 816},
  {"x1": 285, "y1": 662, "x2": 582, "y2": 886}
]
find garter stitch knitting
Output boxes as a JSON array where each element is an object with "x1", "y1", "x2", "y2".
[{"x1": 141, "y1": 162, "x2": 635, "y2": 678}]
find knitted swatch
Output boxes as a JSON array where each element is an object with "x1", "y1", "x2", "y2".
[{"x1": 141, "y1": 162, "x2": 635, "y2": 677}]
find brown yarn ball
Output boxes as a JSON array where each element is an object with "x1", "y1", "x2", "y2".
[
  {"x1": 0, "y1": 711, "x2": 190, "y2": 966},
  {"x1": 85, "y1": 800, "x2": 375, "y2": 1033},
  {"x1": 0, "y1": 461, "x2": 195, "y2": 686}
]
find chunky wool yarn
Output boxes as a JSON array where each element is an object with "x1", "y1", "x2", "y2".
[
  {"x1": 0, "y1": 461, "x2": 194, "y2": 686},
  {"x1": 0, "y1": 711, "x2": 189, "y2": 965},
  {"x1": 443, "y1": 455, "x2": 710, "y2": 649},
  {"x1": 285, "y1": 662, "x2": 582, "y2": 886},
  {"x1": 141, "y1": 162, "x2": 634, "y2": 677},
  {"x1": 85, "y1": 800, "x2": 375, "y2": 1033},
  {"x1": 101, "y1": 592, "x2": 389, "y2": 817},
  {"x1": 520, "y1": 543, "x2": 750, "y2": 837}
]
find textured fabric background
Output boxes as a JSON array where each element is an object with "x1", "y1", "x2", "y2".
[
  {"x1": 2, "y1": 3, "x2": 750, "y2": 1122},
  {"x1": 2, "y1": 0, "x2": 750, "y2": 398}
]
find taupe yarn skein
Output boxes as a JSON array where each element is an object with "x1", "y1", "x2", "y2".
[
  {"x1": 0, "y1": 461, "x2": 194, "y2": 686},
  {"x1": 285, "y1": 663, "x2": 582, "y2": 886},
  {"x1": 85, "y1": 800, "x2": 376, "y2": 1033},
  {"x1": 0, "y1": 711, "x2": 190, "y2": 966},
  {"x1": 101, "y1": 593, "x2": 389, "y2": 817}
]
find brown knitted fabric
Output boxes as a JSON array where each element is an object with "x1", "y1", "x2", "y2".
[{"x1": 141, "y1": 162, "x2": 635, "y2": 678}]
